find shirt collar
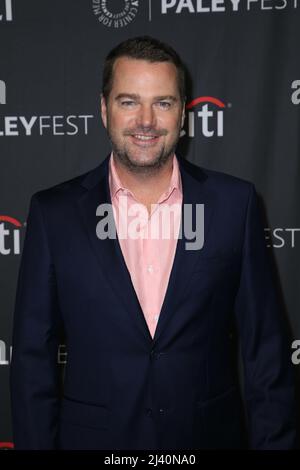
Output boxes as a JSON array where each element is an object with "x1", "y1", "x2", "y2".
[{"x1": 108, "y1": 151, "x2": 182, "y2": 201}]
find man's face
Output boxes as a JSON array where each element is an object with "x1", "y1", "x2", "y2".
[{"x1": 101, "y1": 57, "x2": 185, "y2": 172}]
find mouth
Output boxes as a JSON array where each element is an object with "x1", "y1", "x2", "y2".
[{"x1": 129, "y1": 134, "x2": 161, "y2": 146}]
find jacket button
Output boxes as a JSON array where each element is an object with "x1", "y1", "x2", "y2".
[
  {"x1": 159, "y1": 408, "x2": 164, "y2": 414},
  {"x1": 150, "y1": 350, "x2": 163, "y2": 359},
  {"x1": 146, "y1": 408, "x2": 152, "y2": 416}
]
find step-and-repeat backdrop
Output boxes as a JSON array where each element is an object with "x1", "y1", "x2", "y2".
[{"x1": 1, "y1": 0, "x2": 300, "y2": 449}]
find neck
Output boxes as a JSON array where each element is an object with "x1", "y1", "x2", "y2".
[{"x1": 112, "y1": 153, "x2": 175, "y2": 202}]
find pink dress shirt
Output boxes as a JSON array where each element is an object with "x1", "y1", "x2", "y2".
[{"x1": 108, "y1": 153, "x2": 183, "y2": 338}]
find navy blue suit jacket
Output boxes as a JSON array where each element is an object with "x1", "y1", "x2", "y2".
[{"x1": 10, "y1": 155, "x2": 296, "y2": 449}]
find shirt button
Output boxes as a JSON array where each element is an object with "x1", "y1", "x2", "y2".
[
  {"x1": 154, "y1": 314, "x2": 159, "y2": 322},
  {"x1": 147, "y1": 264, "x2": 154, "y2": 273}
]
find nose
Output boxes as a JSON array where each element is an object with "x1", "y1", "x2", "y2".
[{"x1": 136, "y1": 103, "x2": 156, "y2": 129}]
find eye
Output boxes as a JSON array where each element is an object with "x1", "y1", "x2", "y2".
[
  {"x1": 157, "y1": 101, "x2": 171, "y2": 109},
  {"x1": 120, "y1": 100, "x2": 136, "y2": 107}
]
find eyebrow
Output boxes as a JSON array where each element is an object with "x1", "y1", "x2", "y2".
[{"x1": 114, "y1": 93, "x2": 178, "y2": 102}]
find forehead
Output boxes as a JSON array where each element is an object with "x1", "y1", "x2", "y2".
[{"x1": 110, "y1": 57, "x2": 179, "y2": 96}]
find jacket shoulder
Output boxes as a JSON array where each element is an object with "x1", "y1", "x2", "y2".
[
  {"x1": 203, "y1": 167, "x2": 254, "y2": 193},
  {"x1": 30, "y1": 162, "x2": 104, "y2": 207},
  {"x1": 181, "y1": 157, "x2": 255, "y2": 194}
]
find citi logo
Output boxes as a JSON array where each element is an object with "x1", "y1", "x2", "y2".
[
  {"x1": 0, "y1": 80, "x2": 6, "y2": 104},
  {"x1": 0, "y1": 0, "x2": 13, "y2": 21},
  {"x1": 291, "y1": 80, "x2": 300, "y2": 105},
  {"x1": 181, "y1": 96, "x2": 226, "y2": 138},
  {"x1": 0, "y1": 442, "x2": 14, "y2": 450},
  {"x1": 0, "y1": 215, "x2": 24, "y2": 255}
]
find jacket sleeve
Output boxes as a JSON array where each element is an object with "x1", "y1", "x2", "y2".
[
  {"x1": 10, "y1": 193, "x2": 64, "y2": 449},
  {"x1": 234, "y1": 184, "x2": 297, "y2": 449}
]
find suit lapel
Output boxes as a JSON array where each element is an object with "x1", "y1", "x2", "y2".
[
  {"x1": 152, "y1": 157, "x2": 216, "y2": 344},
  {"x1": 77, "y1": 156, "x2": 153, "y2": 345},
  {"x1": 77, "y1": 155, "x2": 215, "y2": 346}
]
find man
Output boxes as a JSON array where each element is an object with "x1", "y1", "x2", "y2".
[{"x1": 10, "y1": 36, "x2": 296, "y2": 450}]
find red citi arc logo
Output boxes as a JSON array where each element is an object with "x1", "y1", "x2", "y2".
[
  {"x1": 0, "y1": 442, "x2": 14, "y2": 450},
  {"x1": 0, "y1": 215, "x2": 23, "y2": 255},
  {"x1": 181, "y1": 96, "x2": 227, "y2": 138}
]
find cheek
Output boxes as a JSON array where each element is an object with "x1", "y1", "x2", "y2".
[
  {"x1": 163, "y1": 110, "x2": 182, "y2": 127},
  {"x1": 110, "y1": 113, "x2": 135, "y2": 131},
  {"x1": 165, "y1": 117, "x2": 182, "y2": 134}
]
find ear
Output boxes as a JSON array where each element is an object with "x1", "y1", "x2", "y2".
[
  {"x1": 100, "y1": 94, "x2": 108, "y2": 129},
  {"x1": 181, "y1": 101, "x2": 186, "y2": 128}
]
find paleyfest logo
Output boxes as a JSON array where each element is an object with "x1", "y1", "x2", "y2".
[
  {"x1": 0, "y1": 81, "x2": 94, "y2": 137},
  {"x1": 92, "y1": 0, "x2": 139, "y2": 28},
  {"x1": 0, "y1": 339, "x2": 11, "y2": 365},
  {"x1": 0, "y1": 0, "x2": 12, "y2": 22},
  {"x1": 0, "y1": 80, "x2": 5, "y2": 104},
  {"x1": 0, "y1": 339, "x2": 67, "y2": 366},
  {"x1": 160, "y1": 0, "x2": 299, "y2": 14}
]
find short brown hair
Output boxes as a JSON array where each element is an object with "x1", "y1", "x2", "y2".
[{"x1": 102, "y1": 36, "x2": 186, "y2": 103}]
